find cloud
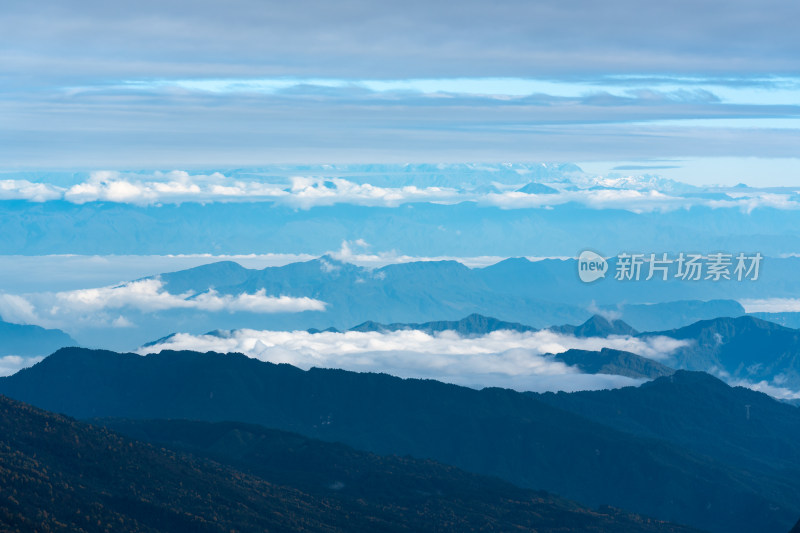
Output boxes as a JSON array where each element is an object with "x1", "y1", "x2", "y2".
[
  {"x1": 51, "y1": 279, "x2": 325, "y2": 314},
  {"x1": 0, "y1": 279, "x2": 326, "y2": 329},
  {"x1": 138, "y1": 328, "x2": 686, "y2": 392},
  {"x1": 3, "y1": 0, "x2": 800, "y2": 85},
  {"x1": 0, "y1": 355, "x2": 43, "y2": 377},
  {"x1": 5, "y1": 170, "x2": 458, "y2": 207},
  {"x1": 0, "y1": 294, "x2": 41, "y2": 324},
  {"x1": 587, "y1": 301, "x2": 622, "y2": 321},
  {"x1": 61, "y1": 170, "x2": 289, "y2": 205},
  {"x1": 735, "y1": 379, "x2": 800, "y2": 400},
  {"x1": 4, "y1": 169, "x2": 800, "y2": 213},
  {"x1": 0, "y1": 179, "x2": 63, "y2": 202},
  {"x1": 739, "y1": 298, "x2": 800, "y2": 313}
]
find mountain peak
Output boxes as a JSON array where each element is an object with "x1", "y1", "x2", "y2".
[{"x1": 550, "y1": 315, "x2": 638, "y2": 338}]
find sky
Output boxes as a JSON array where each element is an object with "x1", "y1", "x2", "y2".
[{"x1": 2, "y1": 0, "x2": 799, "y2": 184}]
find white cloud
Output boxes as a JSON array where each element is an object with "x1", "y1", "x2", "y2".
[
  {"x1": 739, "y1": 298, "x2": 800, "y2": 313},
  {"x1": 138, "y1": 328, "x2": 685, "y2": 392},
  {"x1": 329, "y1": 240, "x2": 517, "y2": 268},
  {"x1": 731, "y1": 378, "x2": 800, "y2": 400},
  {"x1": 0, "y1": 293, "x2": 42, "y2": 324},
  {"x1": 586, "y1": 301, "x2": 622, "y2": 321},
  {"x1": 0, "y1": 279, "x2": 326, "y2": 329},
  {"x1": 62, "y1": 170, "x2": 289, "y2": 205},
  {"x1": 3, "y1": 169, "x2": 800, "y2": 213},
  {"x1": 0, "y1": 355, "x2": 43, "y2": 377},
  {"x1": 706, "y1": 366, "x2": 800, "y2": 400},
  {"x1": 51, "y1": 279, "x2": 325, "y2": 314},
  {"x1": 0, "y1": 179, "x2": 63, "y2": 202}
]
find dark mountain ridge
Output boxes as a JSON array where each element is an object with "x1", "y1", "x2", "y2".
[
  {"x1": 2, "y1": 394, "x2": 701, "y2": 533},
  {"x1": 1, "y1": 347, "x2": 796, "y2": 533},
  {"x1": 643, "y1": 315, "x2": 800, "y2": 393}
]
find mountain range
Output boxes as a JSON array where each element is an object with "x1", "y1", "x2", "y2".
[
  {"x1": 2, "y1": 394, "x2": 703, "y2": 532},
  {"x1": 342, "y1": 313, "x2": 800, "y2": 395},
  {"x1": 158, "y1": 313, "x2": 799, "y2": 396},
  {"x1": 0, "y1": 317, "x2": 77, "y2": 357},
  {"x1": 2, "y1": 347, "x2": 799, "y2": 533},
  {"x1": 58, "y1": 255, "x2": 765, "y2": 351},
  {"x1": 6, "y1": 163, "x2": 800, "y2": 260},
  {"x1": 643, "y1": 315, "x2": 800, "y2": 395}
]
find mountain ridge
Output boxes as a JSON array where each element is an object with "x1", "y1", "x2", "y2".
[
  {"x1": 1, "y1": 347, "x2": 796, "y2": 533},
  {"x1": 3, "y1": 394, "x2": 703, "y2": 533}
]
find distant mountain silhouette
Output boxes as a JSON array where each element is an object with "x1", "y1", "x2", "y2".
[
  {"x1": 550, "y1": 314, "x2": 639, "y2": 337},
  {"x1": 348, "y1": 313, "x2": 536, "y2": 335},
  {"x1": 644, "y1": 316, "x2": 800, "y2": 393},
  {"x1": 2, "y1": 395, "x2": 703, "y2": 533},
  {"x1": 98, "y1": 256, "x2": 756, "y2": 352},
  {"x1": 0, "y1": 318, "x2": 77, "y2": 356},
  {"x1": 1, "y1": 347, "x2": 796, "y2": 533},
  {"x1": 616, "y1": 300, "x2": 745, "y2": 332},
  {"x1": 551, "y1": 348, "x2": 674, "y2": 379},
  {"x1": 516, "y1": 182, "x2": 560, "y2": 194},
  {"x1": 348, "y1": 313, "x2": 636, "y2": 337}
]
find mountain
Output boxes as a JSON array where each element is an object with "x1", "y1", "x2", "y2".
[
  {"x1": 551, "y1": 348, "x2": 674, "y2": 379},
  {"x1": 348, "y1": 313, "x2": 536, "y2": 335},
  {"x1": 91, "y1": 417, "x2": 700, "y2": 533},
  {"x1": 516, "y1": 182, "x2": 560, "y2": 194},
  {"x1": 0, "y1": 317, "x2": 77, "y2": 356},
  {"x1": 1, "y1": 395, "x2": 703, "y2": 533},
  {"x1": 7, "y1": 189, "x2": 800, "y2": 260},
  {"x1": 611, "y1": 300, "x2": 745, "y2": 332},
  {"x1": 643, "y1": 316, "x2": 800, "y2": 393},
  {"x1": 1, "y1": 347, "x2": 797, "y2": 533},
  {"x1": 55, "y1": 253, "x2": 789, "y2": 352},
  {"x1": 550, "y1": 314, "x2": 639, "y2": 337},
  {"x1": 347, "y1": 313, "x2": 638, "y2": 338},
  {"x1": 537, "y1": 371, "x2": 800, "y2": 480}
]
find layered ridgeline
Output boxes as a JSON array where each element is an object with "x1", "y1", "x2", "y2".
[
  {"x1": 153, "y1": 256, "x2": 763, "y2": 331},
  {"x1": 345, "y1": 313, "x2": 800, "y2": 395},
  {"x1": 5, "y1": 165, "x2": 800, "y2": 261},
  {"x1": 1, "y1": 395, "x2": 701, "y2": 533},
  {"x1": 314, "y1": 314, "x2": 671, "y2": 380},
  {"x1": 46, "y1": 256, "x2": 761, "y2": 351},
  {"x1": 2, "y1": 348, "x2": 800, "y2": 533},
  {"x1": 145, "y1": 313, "x2": 800, "y2": 398},
  {"x1": 0, "y1": 318, "x2": 76, "y2": 357},
  {"x1": 641, "y1": 316, "x2": 800, "y2": 393}
]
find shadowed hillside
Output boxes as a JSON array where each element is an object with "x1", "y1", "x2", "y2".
[{"x1": 0, "y1": 395, "x2": 699, "y2": 533}]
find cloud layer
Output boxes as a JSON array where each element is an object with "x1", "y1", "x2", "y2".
[
  {"x1": 0, "y1": 279, "x2": 325, "y2": 329},
  {"x1": 4, "y1": 0, "x2": 799, "y2": 82},
  {"x1": 739, "y1": 298, "x2": 800, "y2": 313},
  {"x1": 3, "y1": 168, "x2": 800, "y2": 213},
  {"x1": 4, "y1": 0, "x2": 800, "y2": 167},
  {"x1": 139, "y1": 328, "x2": 688, "y2": 392}
]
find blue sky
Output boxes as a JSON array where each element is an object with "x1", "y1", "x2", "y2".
[{"x1": 2, "y1": 0, "x2": 799, "y2": 183}]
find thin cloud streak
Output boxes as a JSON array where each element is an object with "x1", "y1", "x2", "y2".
[{"x1": 3, "y1": 0, "x2": 800, "y2": 81}]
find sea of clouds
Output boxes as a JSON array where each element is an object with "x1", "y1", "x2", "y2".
[
  {"x1": 2, "y1": 170, "x2": 798, "y2": 213},
  {"x1": 139, "y1": 328, "x2": 690, "y2": 392}
]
